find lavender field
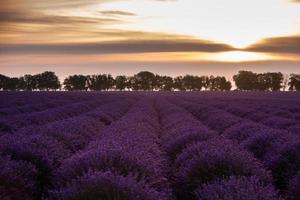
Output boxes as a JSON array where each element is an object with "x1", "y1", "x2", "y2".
[{"x1": 0, "y1": 91, "x2": 300, "y2": 200}]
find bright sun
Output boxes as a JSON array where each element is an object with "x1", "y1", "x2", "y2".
[{"x1": 208, "y1": 51, "x2": 275, "y2": 62}]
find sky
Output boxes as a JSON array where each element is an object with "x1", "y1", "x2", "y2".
[{"x1": 0, "y1": 0, "x2": 300, "y2": 80}]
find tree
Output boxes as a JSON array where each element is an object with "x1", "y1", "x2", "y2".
[
  {"x1": 256, "y1": 73, "x2": 269, "y2": 91},
  {"x1": 127, "y1": 76, "x2": 137, "y2": 91},
  {"x1": 156, "y1": 75, "x2": 174, "y2": 91},
  {"x1": 36, "y1": 71, "x2": 61, "y2": 91},
  {"x1": 289, "y1": 74, "x2": 300, "y2": 91},
  {"x1": 173, "y1": 76, "x2": 184, "y2": 91},
  {"x1": 23, "y1": 74, "x2": 39, "y2": 91},
  {"x1": 182, "y1": 75, "x2": 194, "y2": 91},
  {"x1": 208, "y1": 76, "x2": 231, "y2": 91},
  {"x1": 268, "y1": 72, "x2": 283, "y2": 91},
  {"x1": 88, "y1": 74, "x2": 114, "y2": 91},
  {"x1": 17, "y1": 76, "x2": 26, "y2": 90},
  {"x1": 0, "y1": 75, "x2": 21, "y2": 91},
  {"x1": 1, "y1": 70, "x2": 296, "y2": 92},
  {"x1": 130, "y1": 71, "x2": 156, "y2": 91},
  {"x1": 233, "y1": 71, "x2": 258, "y2": 91},
  {"x1": 182, "y1": 75, "x2": 202, "y2": 91},
  {"x1": 201, "y1": 76, "x2": 210, "y2": 91},
  {"x1": 6, "y1": 77, "x2": 19, "y2": 91},
  {"x1": 234, "y1": 71, "x2": 283, "y2": 91},
  {"x1": 63, "y1": 75, "x2": 88, "y2": 91},
  {"x1": 0, "y1": 74, "x2": 10, "y2": 90},
  {"x1": 219, "y1": 77, "x2": 232, "y2": 91},
  {"x1": 115, "y1": 75, "x2": 128, "y2": 91}
]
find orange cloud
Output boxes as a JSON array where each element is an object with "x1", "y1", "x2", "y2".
[
  {"x1": 0, "y1": 39, "x2": 235, "y2": 55},
  {"x1": 245, "y1": 35, "x2": 300, "y2": 54}
]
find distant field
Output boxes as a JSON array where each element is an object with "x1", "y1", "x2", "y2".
[{"x1": 0, "y1": 91, "x2": 300, "y2": 200}]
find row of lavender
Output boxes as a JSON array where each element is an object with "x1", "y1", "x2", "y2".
[
  {"x1": 47, "y1": 99, "x2": 173, "y2": 199},
  {"x1": 0, "y1": 92, "x2": 139, "y2": 134},
  {"x1": 0, "y1": 92, "x2": 100, "y2": 110},
  {"x1": 156, "y1": 98, "x2": 282, "y2": 200},
  {"x1": 50, "y1": 93, "x2": 298, "y2": 200},
  {"x1": 170, "y1": 92, "x2": 300, "y2": 200},
  {"x1": 1, "y1": 91, "x2": 300, "y2": 200},
  {"x1": 0, "y1": 92, "x2": 139, "y2": 199}
]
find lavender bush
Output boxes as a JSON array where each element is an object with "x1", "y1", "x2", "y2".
[
  {"x1": 195, "y1": 176, "x2": 282, "y2": 200},
  {"x1": 48, "y1": 171, "x2": 169, "y2": 200},
  {"x1": 287, "y1": 172, "x2": 300, "y2": 200},
  {"x1": 172, "y1": 138, "x2": 272, "y2": 199},
  {"x1": 0, "y1": 91, "x2": 300, "y2": 200}
]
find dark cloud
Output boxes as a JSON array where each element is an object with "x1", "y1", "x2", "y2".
[
  {"x1": 0, "y1": 10, "x2": 121, "y2": 25},
  {"x1": 0, "y1": 39, "x2": 234, "y2": 54},
  {"x1": 88, "y1": 30, "x2": 191, "y2": 39},
  {"x1": 245, "y1": 35, "x2": 300, "y2": 54},
  {"x1": 32, "y1": 0, "x2": 109, "y2": 8},
  {"x1": 100, "y1": 10, "x2": 137, "y2": 16},
  {"x1": 1, "y1": 0, "x2": 175, "y2": 11},
  {"x1": 0, "y1": 0, "x2": 129, "y2": 39},
  {"x1": 0, "y1": 0, "x2": 172, "y2": 11},
  {"x1": 0, "y1": 0, "x2": 116, "y2": 10}
]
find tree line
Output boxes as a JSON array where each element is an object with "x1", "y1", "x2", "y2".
[
  {"x1": 0, "y1": 70, "x2": 299, "y2": 91},
  {"x1": 234, "y1": 71, "x2": 300, "y2": 91},
  {"x1": 0, "y1": 71, "x2": 60, "y2": 91},
  {"x1": 62, "y1": 71, "x2": 232, "y2": 91}
]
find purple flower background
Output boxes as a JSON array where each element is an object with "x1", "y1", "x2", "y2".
[{"x1": 0, "y1": 91, "x2": 299, "y2": 200}]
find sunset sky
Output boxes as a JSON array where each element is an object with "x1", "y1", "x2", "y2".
[{"x1": 1, "y1": 0, "x2": 300, "y2": 79}]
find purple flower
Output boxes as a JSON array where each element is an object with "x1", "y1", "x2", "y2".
[
  {"x1": 173, "y1": 138, "x2": 272, "y2": 199},
  {"x1": 48, "y1": 171, "x2": 169, "y2": 200},
  {"x1": 288, "y1": 172, "x2": 300, "y2": 200},
  {"x1": 195, "y1": 176, "x2": 282, "y2": 200},
  {"x1": 266, "y1": 138, "x2": 300, "y2": 191},
  {"x1": 262, "y1": 116, "x2": 297, "y2": 130},
  {"x1": 0, "y1": 156, "x2": 38, "y2": 200}
]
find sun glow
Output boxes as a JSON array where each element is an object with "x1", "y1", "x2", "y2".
[
  {"x1": 100, "y1": 0, "x2": 300, "y2": 48},
  {"x1": 208, "y1": 51, "x2": 276, "y2": 62}
]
